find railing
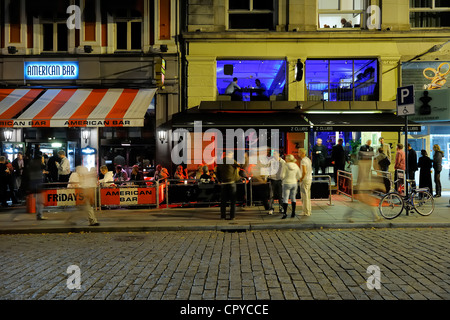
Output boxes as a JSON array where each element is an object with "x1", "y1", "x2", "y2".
[
  {"x1": 307, "y1": 81, "x2": 377, "y2": 101},
  {"x1": 337, "y1": 170, "x2": 353, "y2": 200}
]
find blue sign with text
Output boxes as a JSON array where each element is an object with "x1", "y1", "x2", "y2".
[{"x1": 24, "y1": 61, "x2": 79, "y2": 80}]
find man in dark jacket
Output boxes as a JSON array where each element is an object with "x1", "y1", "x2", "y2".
[
  {"x1": 0, "y1": 156, "x2": 9, "y2": 207},
  {"x1": 331, "y1": 139, "x2": 347, "y2": 186},
  {"x1": 216, "y1": 151, "x2": 241, "y2": 220},
  {"x1": 312, "y1": 138, "x2": 328, "y2": 176},
  {"x1": 407, "y1": 144, "x2": 418, "y2": 182},
  {"x1": 358, "y1": 140, "x2": 374, "y2": 160}
]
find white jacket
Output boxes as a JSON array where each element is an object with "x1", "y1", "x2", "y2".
[{"x1": 281, "y1": 162, "x2": 301, "y2": 184}]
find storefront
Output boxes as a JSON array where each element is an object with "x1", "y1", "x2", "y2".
[{"x1": 0, "y1": 55, "x2": 167, "y2": 176}]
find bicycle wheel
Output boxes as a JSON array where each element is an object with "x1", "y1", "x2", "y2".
[
  {"x1": 379, "y1": 193, "x2": 404, "y2": 219},
  {"x1": 412, "y1": 190, "x2": 434, "y2": 216}
]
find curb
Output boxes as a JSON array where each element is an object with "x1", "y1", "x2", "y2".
[{"x1": 1, "y1": 221, "x2": 449, "y2": 235}]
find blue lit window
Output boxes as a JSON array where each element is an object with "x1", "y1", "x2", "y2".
[
  {"x1": 305, "y1": 59, "x2": 378, "y2": 102},
  {"x1": 216, "y1": 60, "x2": 286, "y2": 101}
]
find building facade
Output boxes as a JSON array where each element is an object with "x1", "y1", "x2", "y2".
[
  {"x1": 170, "y1": 0, "x2": 450, "y2": 178},
  {"x1": 0, "y1": 0, "x2": 180, "y2": 175}
]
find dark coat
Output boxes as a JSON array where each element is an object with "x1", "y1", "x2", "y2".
[
  {"x1": 408, "y1": 148, "x2": 418, "y2": 172},
  {"x1": 312, "y1": 144, "x2": 327, "y2": 166},
  {"x1": 331, "y1": 144, "x2": 346, "y2": 166},
  {"x1": 418, "y1": 156, "x2": 433, "y2": 193}
]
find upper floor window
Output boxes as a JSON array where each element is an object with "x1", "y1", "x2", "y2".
[
  {"x1": 410, "y1": 0, "x2": 450, "y2": 28},
  {"x1": 318, "y1": 0, "x2": 379, "y2": 29},
  {"x1": 39, "y1": 0, "x2": 71, "y2": 52},
  {"x1": 305, "y1": 59, "x2": 379, "y2": 102},
  {"x1": 228, "y1": 0, "x2": 277, "y2": 30}
]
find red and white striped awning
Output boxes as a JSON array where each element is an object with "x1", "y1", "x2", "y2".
[{"x1": 0, "y1": 88, "x2": 156, "y2": 128}]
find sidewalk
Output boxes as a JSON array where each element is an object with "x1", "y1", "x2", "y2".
[{"x1": 0, "y1": 192, "x2": 449, "y2": 235}]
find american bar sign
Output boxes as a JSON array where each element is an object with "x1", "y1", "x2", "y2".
[{"x1": 24, "y1": 61, "x2": 79, "y2": 80}]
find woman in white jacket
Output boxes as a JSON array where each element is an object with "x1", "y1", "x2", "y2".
[{"x1": 280, "y1": 154, "x2": 302, "y2": 219}]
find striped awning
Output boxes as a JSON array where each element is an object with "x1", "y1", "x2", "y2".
[{"x1": 0, "y1": 88, "x2": 156, "y2": 128}]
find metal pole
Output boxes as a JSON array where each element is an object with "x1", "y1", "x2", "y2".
[{"x1": 405, "y1": 115, "x2": 409, "y2": 216}]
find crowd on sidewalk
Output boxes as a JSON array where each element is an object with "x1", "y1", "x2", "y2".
[{"x1": 0, "y1": 138, "x2": 447, "y2": 224}]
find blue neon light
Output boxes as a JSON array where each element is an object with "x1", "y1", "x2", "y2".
[{"x1": 24, "y1": 61, "x2": 79, "y2": 80}]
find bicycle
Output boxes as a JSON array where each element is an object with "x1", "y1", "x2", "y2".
[{"x1": 378, "y1": 179, "x2": 434, "y2": 219}]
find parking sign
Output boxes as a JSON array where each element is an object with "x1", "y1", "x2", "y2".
[{"x1": 397, "y1": 85, "x2": 415, "y2": 115}]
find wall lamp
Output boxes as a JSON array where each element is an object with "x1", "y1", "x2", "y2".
[
  {"x1": 81, "y1": 128, "x2": 91, "y2": 143},
  {"x1": 4, "y1": 128, "x2": 14, "y2": 141},
  {"x1": 8, "y1": 46, "x2": 18, "y2": 54},
  {"x1": 84, "y1": 45, "x2": 93, "y2": 53},
  {"x1": 158, "y1": 130, "x2": 167, "y2": 143}
]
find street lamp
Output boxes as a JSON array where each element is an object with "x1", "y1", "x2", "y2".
[{"x1": 3, "y1": 128, "x2": 13, "y2": 141}]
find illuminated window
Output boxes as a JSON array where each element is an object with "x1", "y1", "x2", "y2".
[
  {"x1": 318, "y1": 0, "x2": 379, "y2": 29},
  {"x1": 216, "y1": 60, "x2": 286, "y2": 101},
  {"x1": 305, "y1": 59, "x2": 379, "y2": 102}
]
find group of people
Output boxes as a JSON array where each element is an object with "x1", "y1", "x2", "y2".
[
  {"x1": 214, "y1": 149, "x2": 313, "y2": 221},
  {"x1": 225, "y1": 77, "x2": 269, "y2": 101},
  {"x1": 311, "y1": 136, "x2": 445, "y2": 198}
]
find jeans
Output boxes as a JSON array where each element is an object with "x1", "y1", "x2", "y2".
[
  {"x1": 282, "y1": 183, "x2": 297, "y2": 204},
  {"x1": 220, "y1": 183, "x2": 236, "y2": 219},
  {"x1": 434, "y1": 170, "x2": 441, "y2": 196},
  {"x1": 269, "y1": 179, "x2": 283, "y2": 211}
]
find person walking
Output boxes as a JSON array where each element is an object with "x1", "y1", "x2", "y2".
[
  {"x1": 298, "y1": 148, "x2": 313, "y2": 217},
  {"x1": 312, "y1": 138, "x2": 327, "y2": 177},
  {"x1": 267, "y1": 150, "x2": 285, "y2": 215},
  {"x1": 331, "y1": 138, "x2": 346, "y2": 186},
  {"x1": 407, "y1": 144, "x2": 418, "y2": 182},
  {"x1": 280, "y1": 154, "x2": 301, "y2": 219},
  {"x1": 432, "y1": 144, "x2": 444, "y2": 197},
  {"x1": 216, "y1": 151, "x2": 241, "y2": 220},
  {"x1": 418, "y1": 150, "x2": 433, "y2": 195}
]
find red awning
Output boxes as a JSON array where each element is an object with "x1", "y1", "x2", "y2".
[{"x1": 0, "y1": 88, "x2": 156, "y2": 128}]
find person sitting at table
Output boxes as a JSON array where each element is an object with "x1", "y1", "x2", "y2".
[
  {"x1": 225, "y1": 77, "x2": 242, "y2": 101},
  {"x1": 128, "y1": 165, "x2": 144, "y2": 185},
  {"x1": 98, "y1": 165, "x2": 114, "y2": 187},
  {"x1": 254, "y1": 79, "x2": 269, "y2": 101},
  {"x1": 199, "y1": 165, "x2": 215, "y2": 183},
  {"x1": 113, "y1": 165, "x2": 128, "y2": 184},
  {"x1": 174, "y1": 165, "x2": 187, "y2": 180}
]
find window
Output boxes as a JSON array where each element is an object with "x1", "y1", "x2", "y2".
[
  {"x1": 228, "y1": 0, "x2": 277, "y2": 30},
  {"x1": 318, "y1": 0, "x2": 378, "y2": 29},
  {"x1": 410, "y1": 0, "x2": 450, "y2": 28},
  {"x1": 42, "y1": 23, "x2": 68, "y2": 52},
  {"x1": 216, "y1": 59, "x2": 286, "y2": 101},
  {"x1": 305, "y1": 59, "x2": 379, "y2": 101},
  {"x1": 114, "y1": 8, "x2": 143, "y2": 51}
]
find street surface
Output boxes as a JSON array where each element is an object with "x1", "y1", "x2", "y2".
[{"x1": 1, "y1": 228, "x2": 449, "y2": 302}]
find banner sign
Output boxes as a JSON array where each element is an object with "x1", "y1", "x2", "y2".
[
  {"x1": 100, "y1": 186, "x2": 165, "y2": 206},
  {"x1": 43, "y1": 188, "x2": 95, "y2": 207}
]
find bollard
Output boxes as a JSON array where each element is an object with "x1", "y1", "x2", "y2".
[{"x1": 26, "y1": 193, "x2": 36, "y2": 214}]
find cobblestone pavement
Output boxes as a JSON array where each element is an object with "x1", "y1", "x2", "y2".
[{"x1": 0, "y1": 228, "x2": 449, "y2": 301}]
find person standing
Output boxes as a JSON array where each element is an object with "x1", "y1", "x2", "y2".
[
  {"x1": 331, "y1": 138, "x2": 346, "y2": 186},
  {"x1": 280, "y1": 154, "x2": 301, "y2": 219},
  {"x1": 358, "y1": 140, "x2": 374, "y2": 160},
  {"x1": 55, "y1": 150, "x2": 71, "y2": 184},
  {"x1": 312, "y1": 138, "x2": 327, "y2": 177},
  {"x1": 418, "y1": 150, "x2": 433, "y2": 195},
  {"x1": 298, "y1": 148, "x2": 313, "y2": 217},
  {"x1": 12, "y1": 152, "x2": 24, "y2": 201},
  {"x1": 267, "y1": 150, "x2": 285, "y2": 215},
  {"x1": 0, "y1": 156, "x2": 9, "y2": 207},
  {"x1": 432, "y1": 144, "x2": 444, "y2": 197},
  {"x1": 47, "y1": 150, "x2": 60, "y2": 183},
  {"x1": 407, "y1": 144, "x2": 418, "y2": 182},
  {"x1": 216, "y1": 151, "x2": 241, "y2": 220},
  {"x1": 394, "y1": 144, "x2": 405, "y2": 191},
  {"x1": 375, "y1": 147, "x2": 391, "y2": 193},
  {"x1": 378, "y1": 137, "x2": 391, "y2": 166}
]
